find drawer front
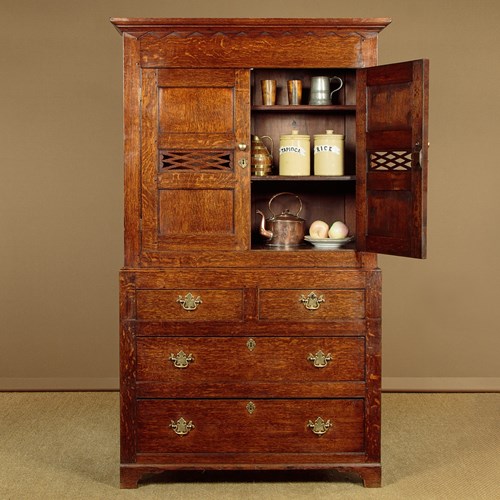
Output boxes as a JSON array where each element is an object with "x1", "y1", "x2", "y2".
[
  {"x1": 137, "y1": 399, "x2": 364, "y2": 454},
  {"x1": 136, "y1": 289, "x2": 244, "y2": 321},
  {"x1": 137, "y1": 336, "x2": 365, "y2": 384},
  {"x1": 259, "y1": 289, "x2": 365, "y2": 321}
]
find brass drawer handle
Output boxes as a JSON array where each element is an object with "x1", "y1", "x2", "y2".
[
  {"x1": 307, "y1": 417, "x2": 332, "y2": 436},
  {"x1": 307, "y1": 350, "x2": 332, "y2": 368},
  {"x1": 170, "y1": 417, "x2": 195, "y2": 436},
  {"x1": 299, "y1": 291, "x2": 325, "y2": 310},
  {"x1": 177, "y1": 292, "x2": 202, "y2": 311},
  {"x1": 169, "y1": 350, "x2": 194, "y2": 369}
]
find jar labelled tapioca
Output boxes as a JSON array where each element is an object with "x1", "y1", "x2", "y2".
[
  {"x1": 279, "y1": 130, "x2": 310, "y2": 176},
  {"x1": 313, "y1": 130, "x2": 344, "y2": 176}
]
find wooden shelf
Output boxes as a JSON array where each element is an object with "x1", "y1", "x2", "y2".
[
  {"x1": 252, "y1": 105, "x2": 356, "y2": 112},
  {"x1": 251, "y1": 175, "x2": 356, "y2": 181},
  {"x1": 251, "y1": 242, "x2": 356, "y2": 251}
]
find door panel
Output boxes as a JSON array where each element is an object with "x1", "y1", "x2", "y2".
[
  {"x1": 357, "y1": 60, "x2": 428, "y2": 258},
  {"x1": 158, "y1": 189, "x2": 235, "y2": 236},
  {"x1": 159, "y1": 88, "x2": 234, "y2": 134},
  {"x1": 141, "y1": 68, "x2": 250, "y2": 253},
  {"x1": 367, "y1": 83, "x2": 413, "y2": 130}
]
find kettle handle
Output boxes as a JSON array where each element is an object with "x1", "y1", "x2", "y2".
[{"x1": 268, "y1": 192, "x2": 303, "y2": 218}]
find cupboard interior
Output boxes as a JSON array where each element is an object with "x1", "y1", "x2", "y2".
[
  {"x1": 250, "y1": 68, "x2": 358, "y2": 248},
  {"x1": 251, "y1": 180, "x2": 356, "y2": 247}
]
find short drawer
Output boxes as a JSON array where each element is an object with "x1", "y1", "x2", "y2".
[
  {"x1": 259, "y1": 289, "x2": 365, "y2": 321},
  {"x1": 136, "y1": 336, "x2": 365, "y2": 397},
  {"x1": 136, "y1": 289, "x2": 244, "y2": 321},
  {"x1": 137, "y1": 398, "x2": 364, "y2": 454}
]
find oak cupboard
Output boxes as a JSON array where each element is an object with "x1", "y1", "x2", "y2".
[{"x1": 111, "y1": 17, "x2": 429, "y2": 489}]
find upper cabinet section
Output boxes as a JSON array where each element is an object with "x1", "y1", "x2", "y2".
[
  {"x1": 111, "y1": 18, "x2": 391, "y2": 69},
  {"x1": 112, "y1": 19, "x2": 431, "y2": 266}
]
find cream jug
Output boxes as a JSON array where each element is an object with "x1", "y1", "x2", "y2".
[
  {"x1": 251, "y1": 135, "x2": 274, "y2": 176},
  {"x1": 313, "y1": 130, "x2": 344, "y2": 176},
  {"x1": 279, "y1": 130, "x2": 310, "y2": 176}
]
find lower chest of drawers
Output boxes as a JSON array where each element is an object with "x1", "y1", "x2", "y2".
[{"x1": 120, "y1": 266, "x2": 381, "y2": 486}]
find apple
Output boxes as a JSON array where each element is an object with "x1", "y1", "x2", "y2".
[
  {"x1": 328, "y1": 221, "x2": 349, "y2": 239},
  {"x1": 309, "y1": 220, "x2": 329, "y2": 239}
]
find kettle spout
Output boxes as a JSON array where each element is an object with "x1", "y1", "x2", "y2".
[{"x1": 256, "y1": 210, "x2": 273, "y2": 239}]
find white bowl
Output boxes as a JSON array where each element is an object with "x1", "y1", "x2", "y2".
[{"x1": 304, "y1": 235, "x2": 355, "y2": 248}]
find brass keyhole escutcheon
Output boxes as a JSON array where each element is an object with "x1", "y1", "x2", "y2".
[
  {"x1": 307, "y1": 350, "x2": 332, "y2": 368},
  {"x1": 299, "y1": 292, "x2": 325, "y2": 310},
  {"x1": 246, "y1": 338, "x2": 256, "y2": 351},
  {"x1": 307, "y1": 417, "x2": 332, "y2": 436},
  {"x1": 169, "y1": 350, "x2": 194, "y2": 369},
  {"x1": 177, "y1": 292, "x2": 202, "y2": 311},
  {"x1": 246, "y1": 401, "x2": 256, "y2": 414}
]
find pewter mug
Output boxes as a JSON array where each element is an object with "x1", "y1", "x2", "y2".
[{"x1": 309, "y1": 76, "x2": 343, "y2": 105}]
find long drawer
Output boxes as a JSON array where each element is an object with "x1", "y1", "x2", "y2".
[
  {"x1": 136, "y1": 399, "x2": 365, "y2": 455},
  {"x1": 137, "y1": 336, "x2": 364, "y2": 382},
  {"x1": 136, "y1": 336, "x2": 365, "y2": 397}
]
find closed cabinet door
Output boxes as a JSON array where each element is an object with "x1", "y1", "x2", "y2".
[{"x1": 141, "y1": 68, "x2": 251, "y2": 253}]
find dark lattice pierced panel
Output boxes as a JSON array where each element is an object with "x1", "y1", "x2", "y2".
[
  {"x1": 369, "y1": 151, "x2": 412, "y2": 171},
  {"x1": 159, "y1": 150, "x2": 233, "y2": 172}
]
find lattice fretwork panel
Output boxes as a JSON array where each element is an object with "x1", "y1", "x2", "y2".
[
  {"x1": 159, "y1": 150, "x2": 233, "y2": 172},
  {"x1": 369, "y1": 151, "x2": 412, "y2": 171}
]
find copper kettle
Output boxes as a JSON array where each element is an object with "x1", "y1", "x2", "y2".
[{"x1": 256, "y1": 192, "x2": 305, "y2": 246}]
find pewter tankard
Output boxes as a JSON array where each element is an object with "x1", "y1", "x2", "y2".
[{"x1": 309, "y1": 76, "x2": 343, "y2": 105}]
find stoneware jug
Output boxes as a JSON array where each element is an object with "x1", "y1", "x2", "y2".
[
  {"x1": 313, "y1": 129, "x2": 344, "y2": 176},
  {"x1": 279, "y1": 130, "x2": 310, "y2": 175}
]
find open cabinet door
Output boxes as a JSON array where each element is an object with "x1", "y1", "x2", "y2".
[{"x1": 356, "y1": 60, "x2": 429, "y2": 258}]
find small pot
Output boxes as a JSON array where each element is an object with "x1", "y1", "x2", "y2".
[{"x1": 256, "y1": 192, "x2": 305, "y2": 247}]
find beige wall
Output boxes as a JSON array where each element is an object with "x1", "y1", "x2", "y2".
[{"x1": 1, "y1": 0, "x2": 499, "y2": 391}]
